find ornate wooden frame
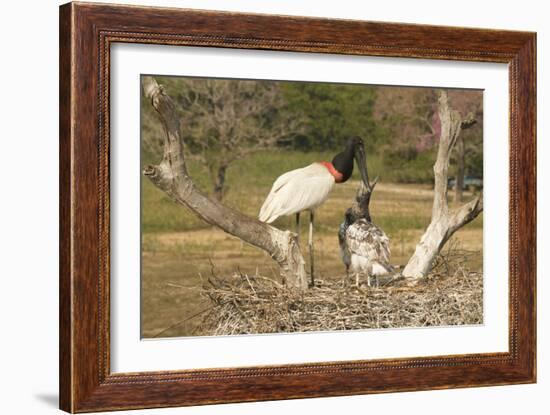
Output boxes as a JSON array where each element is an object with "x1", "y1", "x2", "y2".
[{"x1": 59, "y1": 2, "x2": 536, "y2": 412}]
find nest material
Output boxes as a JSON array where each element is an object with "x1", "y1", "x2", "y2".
[{"x1": 199, "y1": 250, "x2": 483, "y2": 336}]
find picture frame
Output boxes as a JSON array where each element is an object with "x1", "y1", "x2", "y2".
[{"x1": 59, "y1": 2, "x2": 536, "y2": 412}]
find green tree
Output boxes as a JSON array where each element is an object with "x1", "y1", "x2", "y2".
[
  {"x1": 142, "y1": 76, "x2": 301, "y2": 200},
  {"x1": 281, "y1": 82, "x2": 381, "y2": 151}
]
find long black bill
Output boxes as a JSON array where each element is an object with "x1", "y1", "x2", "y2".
[{"x1": 354, "y1": 145, "x2": 371, "y2": 191}]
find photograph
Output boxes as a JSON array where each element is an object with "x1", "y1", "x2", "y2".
[{"x1": 140, "y1": 75, "x2": 484, "y2": 338}]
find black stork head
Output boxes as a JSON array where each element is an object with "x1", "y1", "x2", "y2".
[{"x1": 331, "y1": 136, "x2": 371, "y2": 189}]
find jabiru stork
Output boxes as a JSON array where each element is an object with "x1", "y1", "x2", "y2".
[{"x1": 259, "y1": 136, "x2": 371, "y2": 287}]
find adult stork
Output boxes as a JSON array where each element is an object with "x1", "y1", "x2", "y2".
[{"x1": 259, "y1": 136, "x2": 371, "y2": 287}]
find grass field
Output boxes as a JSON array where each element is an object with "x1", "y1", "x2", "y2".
[{"x1": 141, "y1": 150, "x2": 483, "y2": 338}]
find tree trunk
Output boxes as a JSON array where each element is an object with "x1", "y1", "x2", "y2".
[
  {"x1": 454, "y1": 135, "x2": 465, "y2": 202},
  {"x1": 213, "y1": 164, "x2": 228, "y2": 201},
  {"x1": 402, "y1": 91, "x2": 482, "y2": 280},
  {"x1": 142, "y1": 76, "x2": 307, "y2": 289}
]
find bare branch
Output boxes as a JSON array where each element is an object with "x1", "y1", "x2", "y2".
[
  {"x1": 142, "y1": 76, "x2": 307, "y2": 289},
  {"x1": 402, "y1": 90, "x2": 483, "y2": 280},
  {"x1": 449, "y1": 193, "x2": 483, "y2": 232}
]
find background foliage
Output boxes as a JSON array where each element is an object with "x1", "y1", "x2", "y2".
[{"x1": 142, "y1": 76, "x2": 483, "y2": 192}]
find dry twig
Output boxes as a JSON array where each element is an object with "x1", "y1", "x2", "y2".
[{"x1": 198, "y1": 248, "x2": 482, "y2": 336}]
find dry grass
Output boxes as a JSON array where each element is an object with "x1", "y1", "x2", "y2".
[
  {"x1": 141, "y1": 182, "x2": 483, "y2": 338},
  {"x1": 198, "y1": 246, "x2": 483, "y2": 336}
]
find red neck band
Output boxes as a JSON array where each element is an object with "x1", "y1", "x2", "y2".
[{"x1": 320, "y1": 161, "x2": 344, "y2": 183}]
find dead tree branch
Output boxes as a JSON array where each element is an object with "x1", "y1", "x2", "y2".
[
  {"x1": 402, "y1": 91, "x2": 483, "y2": 280},
  {"x1": 142, "y1": 76, "x2": 308, "y2": 289}
]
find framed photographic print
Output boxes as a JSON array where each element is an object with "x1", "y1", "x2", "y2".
[{"x1": 59, "y1": 2, "x2": 536, "y2": 412}]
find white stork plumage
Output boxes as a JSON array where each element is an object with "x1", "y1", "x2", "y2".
[
  {"x1": 339, "y1": 213, "x2": 393, "y2": 287},
  {"x1": 258, "y1": 163, "x2": 335, "y2": 223},
  {"x1": 259, "y1": 136, "x2": 371, "y2": 287}
]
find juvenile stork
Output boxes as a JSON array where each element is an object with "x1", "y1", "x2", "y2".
[
  {"x1": 339, "y1": 176, "x2": 393, "y2": 287},
  {"x1": 259, "y1": 136, "x2": 371, "y2": 287}
]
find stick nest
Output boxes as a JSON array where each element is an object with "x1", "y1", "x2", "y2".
[{"x1": 199, "y1": 249, "x2": 483, "y2": 336}]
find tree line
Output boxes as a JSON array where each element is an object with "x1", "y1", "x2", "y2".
[{"x1": 142, "y1": 76, "x2": 483, "y2": 201}]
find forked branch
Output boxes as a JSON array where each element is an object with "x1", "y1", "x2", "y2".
[{"x1": 402, "y1": 91, "x2": 483, "y2": 279}]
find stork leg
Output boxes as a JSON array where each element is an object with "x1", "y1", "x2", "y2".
[
  {"x1": 309, "y1": 211, "x2": 315, "y2": 287},
  {"x1": 295, "y1": 213, "x2": 300, "y2": 245}
]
